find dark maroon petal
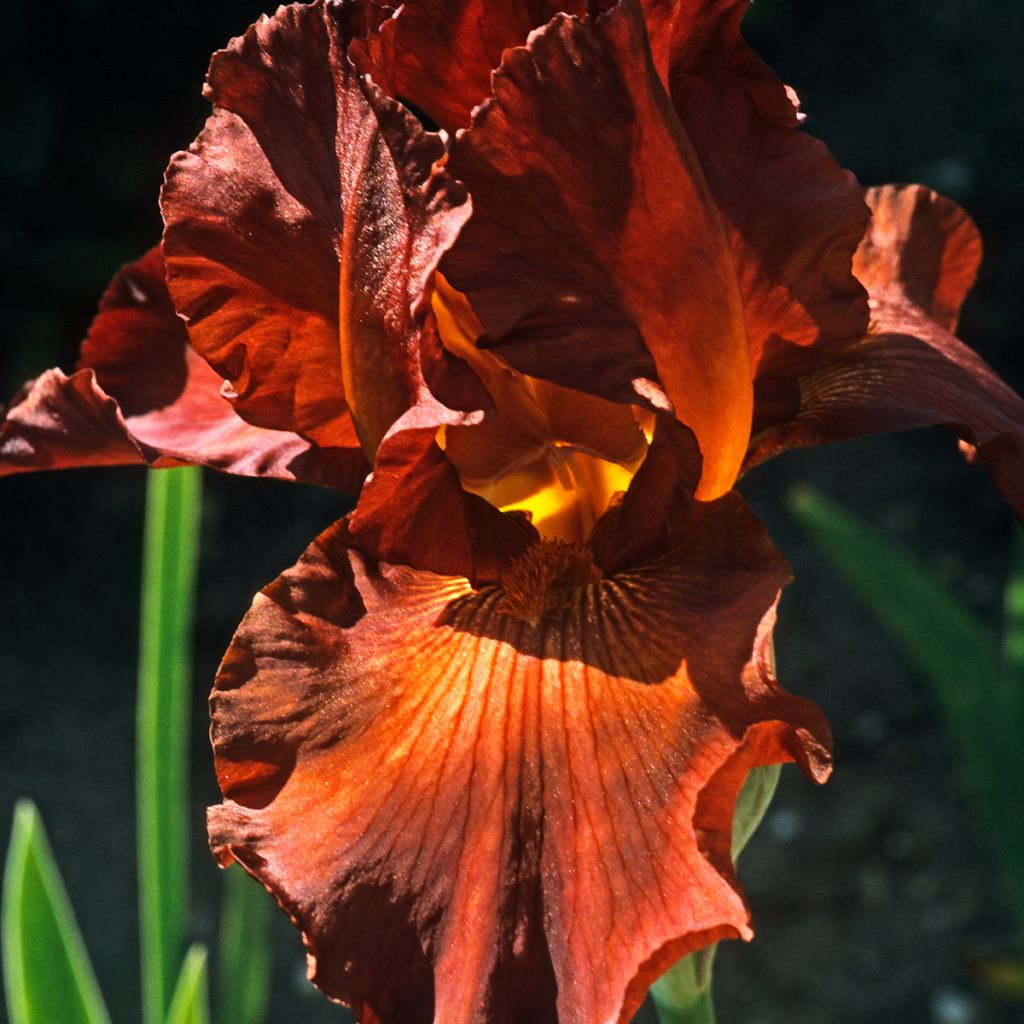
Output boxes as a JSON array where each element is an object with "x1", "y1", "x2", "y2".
[
  {"x1": 0, "y1": 368, "x2": 145, "y2": 477},
  {"x1": 746, "y1": 185, "x2": 1024, "y2": 522},
  {"x1": 162, "y1": 0, "x2": 471, "y2": 463},
  {"x1": 4, "y1": 249, "x2": 363, "y2": 486},
  {"x1": 348, "y1": 425, "x2": 537, "y2": 582},
  {"x1": 667, "y1": 1, "x2": 869, "y2": 380},
  {"x1": 350, "y1": 0, "x2": 588, "y2": 132}
]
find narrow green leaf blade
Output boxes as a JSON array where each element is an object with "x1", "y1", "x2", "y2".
[
  {"x1": 790, "y1": 486, "x2": 1024, "y2": 933},
  {"x1": 2, "y1": 800, "x2": 112, "y2": 1024},
  {"x1": 789, "y1": 486, "x2": 1003, "y2": 724},
  {"x1": 216, "y1": 866, "x2": 273, "y2": 1024},
  {"x1": 137, "y1": 466, "x2": 203, "y2": 1024},
  {"x1": 166, "y1": 945, "x2": 210, "y2": 1024},
  {"x1": 1002, "y1": 528, "x2": 1024, "y2": 686}
]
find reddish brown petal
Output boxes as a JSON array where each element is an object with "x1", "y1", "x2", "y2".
[
  {"x1": 854, "y1": 183, "x2": 982, "y2": 332},
  {"x1": 745, "y1": 186, "x2": 1024, "y2": 521},
  {"x1": 444, "y1": 1, "x2": 753, "y2": 500},
  {"x1": 161, "y1": 0, "x2": 470, "y2": 461},
  {"x1": 667, "y1": 2, "x2": 869, "y2": 380},
  {"x1": 209, "y1": 503, "x2": 829, "y2": 1024},
  {"x1": 348, "y1": 426, "x2": 537, "y2": 582},
  {"x1": 3, "y1": 249, "x2": 362, "y2": 485},
  {"x1": 664, "y1": 0, "x2": 800, "y2": 126},
  {"x1": 0, "y1": 368, "x2": 145, "y2": 476},
  {"x1": 589, "y1": 415, "x2": 702, "y2": 573},
  {"x1": 351, "y1": 0, "x2": 588, "y2": 132}
]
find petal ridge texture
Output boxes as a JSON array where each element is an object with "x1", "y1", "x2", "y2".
[{"x1": 209, "y1": 505, "x2": 830, "y2": 1024}]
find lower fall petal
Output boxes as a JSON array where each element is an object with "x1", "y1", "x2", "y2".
[{"x1": 208, "y1": 501, "x2": 830, "y2": 1024}]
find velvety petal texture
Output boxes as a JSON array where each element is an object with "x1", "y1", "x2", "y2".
[
  {"x1": 209, "y1": 507, "x2": 830, "y2": 1024},
  {"x1": 352, "y1": 0, "x2": 587, "y2": 132},
  {"x1": 746, "y1": 185, "x2": 1024, "y2": 520},
  {"x1": 445, "y1": 0, "x2": 753, "y2": 501},
  {"x1": 161, "y1": 0, "x2": 471, "y2": 462},
  {"x1": 666, "y1": 0, "x2": 869, "y2": 379},
  {"x1": 2, "y1": 249, "x2": 360, "y2": 486}
]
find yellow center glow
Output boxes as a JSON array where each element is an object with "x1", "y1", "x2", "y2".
[{"x1": 432, "y1": 277, "x2": 648, "y2": 545}]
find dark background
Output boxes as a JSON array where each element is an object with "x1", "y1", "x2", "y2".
[{"x1": 2, "y1": 1, "x2": 1022, "y2": 1022}]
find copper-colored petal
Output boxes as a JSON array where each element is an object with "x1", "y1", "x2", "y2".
[
  {"x1": 351, "y1": 0, "x2": 588, "y2": 132},
  {"x1": 209, "y1": 503, "x2": 830, "y2": 1024},
  {"x1": 667, "y1": 2, "x2": 869, "y2": 380},
  {"x1": 745, "y1": 186, "x2": 1024, "y2": 521},
  {"x1": 854, "y1": 183, "x2": 982, "y2": 332},
  {"x1": 0, "y1": 368, "x2": 144, "y2": 477},
  {"x1": 3, "y1": 249, "x2": 364, "y2": 486},
  {"x1": 161, "y1": 0, "x2": 470, "y2": 462},
  {"x1": 445, "y1": 0, "x2": 753, "y2": 500}
]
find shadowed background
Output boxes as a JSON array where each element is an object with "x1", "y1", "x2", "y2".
[{"x1": 2, "y1": 0, "x2": 1022, "y2": 1022}]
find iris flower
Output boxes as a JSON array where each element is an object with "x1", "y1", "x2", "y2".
[{"x1": 3, "y1": 1, "x2": 1023, "y2": 1021}]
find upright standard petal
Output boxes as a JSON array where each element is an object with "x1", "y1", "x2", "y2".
[
  {"x1": 161, "y1": 0, "x2": 471, "y2": 463},
  {"x1": 2, "y1": 249, "x2": 362, "y2": 486},
  {"x1": 209, "y1": 505, "x2": 830, "y2": 1024},
  {"x1": 351, "y1": 0, "x2": 587, "y2": 132},
  {"x1": 666, "y1": 0, "x2": 869, "y2": 379},
  {"x1": 745, "y1": 185, "x2": 1024, "y2": 520},
  {"x1": 444, "y1": 0, "x2": 753, "y2": 501}
]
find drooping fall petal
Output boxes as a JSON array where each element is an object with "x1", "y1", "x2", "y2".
[
  {"x1": 161, "y1": 0, "x2": 471, "y2": 463},
  {"x1": 666, "y1": 1, "x2": 869, "y2": 379},
  {"x1": 444, "y1": 0, "x2": 753, "y2": 501},
  {"x1": 208, "y1": 504, "x2": 830, "y2": 1024},
  {"x1": 745, "y1": 185, "x2": 1024, "y2": 520},
  {"x1": 1, "y1": 249, "x2": 363, "y2": 486}
]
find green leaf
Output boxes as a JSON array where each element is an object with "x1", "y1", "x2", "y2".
[
  {"x1": 137, "y1": 466, "x2": 204, "y2": 1024},
  {"x1": 165, "y1": 945, "x2": 210, "y2": 1024},
  {"x1": 216, "y1": 866, "x2": 273, "y2": 1024},
  {"x1": 790, "y1": 486, "x2": 1024, "y2": 933},
  {"x1": 2, "y1": 800, "x2": 111, "y2": 1024},
  {"x1": 650, "y1": 951, "x2": 716, "y2": 1024},
  {"x1": 1002, "y1": 529, "x2": 1024, "y2": 685},
  {"x1": 650, "y1": 764, "x2": 779, "y2": 1024}
]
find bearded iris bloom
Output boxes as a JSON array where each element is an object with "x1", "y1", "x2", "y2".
[{"x1": 3, "y1": 1, "x2": 1024, "y2": 1022}]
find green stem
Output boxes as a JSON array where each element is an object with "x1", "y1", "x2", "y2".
[{"x1": 136, "y1": 467, "x2": 203, "y2": 1024}]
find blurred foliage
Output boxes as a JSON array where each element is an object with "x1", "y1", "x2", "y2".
[{"x1": 790, "y1": 488, "x2": 1024, "y2": 939}]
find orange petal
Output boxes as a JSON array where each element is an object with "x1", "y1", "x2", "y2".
[
  {"x1": 665, "y1": 0, "x2": 869, "y2": 380},
  {"x1": 854, "y1": 183, "x2": 982, "y2": 332},
  {"x1": 444, "y1": 1, "x2": 753, "y2": 501},
  {"x1": 209, "y1": 501, "x2": 830, "y2": 1024},
  {"x1": 2, "y1": 249, "x2": 364, "y2": 488},
  {"x1": 161, "y1": 1, "x2": 470, "y2": 462},
  {"x1": 745, "y1": 185, "x2": 1024, "y2": 522}
]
